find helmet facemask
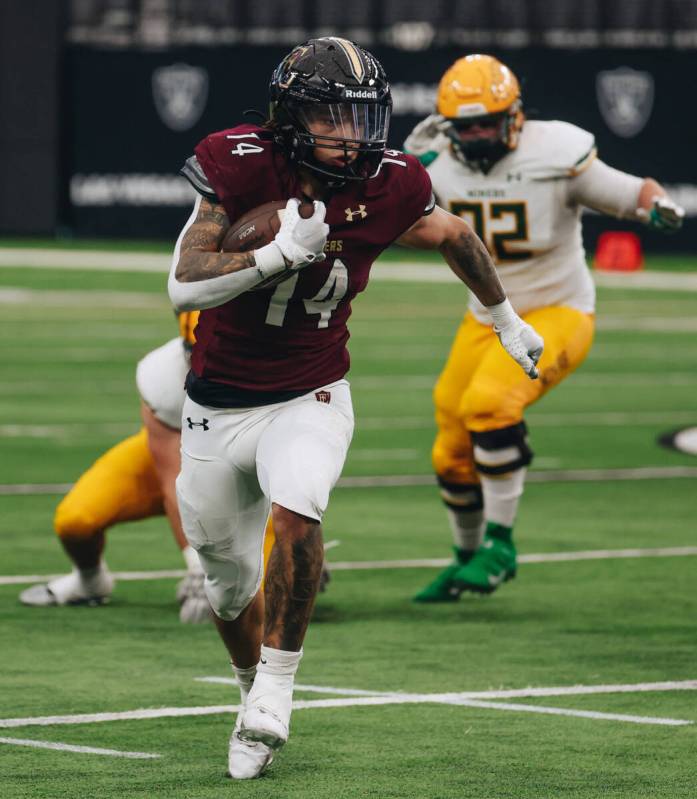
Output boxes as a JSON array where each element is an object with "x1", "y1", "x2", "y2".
[
  {"x1": 445, "y1": 108, "x2": 518, "y2": 172},
  {"x1": 283, "y1": 101, "x2": 391, "y2": 182}
]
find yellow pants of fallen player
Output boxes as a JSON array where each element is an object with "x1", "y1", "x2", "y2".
[
  {"x1": 54, "y1": 428, "x2": 276, "y2": 568},
  {"x1": 432, "y1": 306, "x2": 595, "y2": 484}
]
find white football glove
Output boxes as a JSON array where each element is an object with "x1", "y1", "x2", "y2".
[
  {"x1": 254, "y1": 198, "x2": 329, "y2": 278},
  {"x1": 637, "y1": 195, "x2": 684, "y2": 233},
  {"x1": 403, "y1": 113, "x2": 451, "y2": 157},
  {"x1": 489, "y1": 299, "x2": 544, "y2": 379}
]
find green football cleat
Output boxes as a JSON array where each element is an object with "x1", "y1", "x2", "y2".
[
  {"x1": 413, "y1": 547, "x2": 473, "y2": 603},
  {"x1": 452, "y1": 532, "x2": 517, "y2": 595}
]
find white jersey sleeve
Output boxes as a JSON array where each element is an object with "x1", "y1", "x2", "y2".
[
  {"x1": 567, "y1": 158, "x2": 643, "y2": 219},
  {"x1": 136, "y1": 337, "x2": 190, "y2": 430}
]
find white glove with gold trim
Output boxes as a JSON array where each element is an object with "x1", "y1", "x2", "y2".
[{"x1": 489, "y1": 299, "x2": 544, "y2": 379}]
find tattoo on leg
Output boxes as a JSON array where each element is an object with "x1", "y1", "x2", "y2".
[{"x1": 264, "y1": 521, "x2": 324, "y2": 650}]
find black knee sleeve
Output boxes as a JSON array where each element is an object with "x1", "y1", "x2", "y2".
[
  {"x1": 470, "y1": 422, "x2": 533, "y2": 476},
  {"x1": 436, "y1": 477, "x2": 484, "y2": 513}
]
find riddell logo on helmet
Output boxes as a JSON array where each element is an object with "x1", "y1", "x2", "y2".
[{"x1": 344, "y1": 89, "x2": 378, "y2": 99}]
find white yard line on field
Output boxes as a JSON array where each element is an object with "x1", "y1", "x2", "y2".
[
  {"x1": 0, "y1": 287, "x2": 168, "y2": 308},
  {"x1": 0, "y1": 249, "x2": 171, "y2": 272},
  {"x1": 1, "y1": 679, "x2": 693, "y2": 731},
  {"x1": 0, "y1": 735, "x2": 161, "y2": 758},
  {"x1": 2, "y1": 546, "x2": 696, "y2": 587},
  {"x1": 596, "y1": 317, "x2": 697, "y2": 332},
  {"x1": 0, "y1": 705, "x2": 244, "y2": 729},
  {"x1": 0, "y1": 423, "x2": 137, "y2": 439},
  {"x1": 347, "y1": 448, "x2": 421, "y2": 461},
  {"x1": 326, "y1": 546, "x2": 697, "y2": 571},
  {"x1": 0, "y1": 412, "x2": 692, "y2": 443},
  {"x1": 2, "y1": 249, "x2": 696, "y2": 291},
  {"x1": 0, "y1": 569, "x2": 188, "y2": 586},
  {"x1": 437, "y1": 700, "x2": 691, "y2": 726},
  {"x1": 196, "y1": 677, "x2": 385, "y2": 696},
  {"x1": 334, "y1": 466, "x2": 697, "y2": 488},
  {"x1": 1, "y1": 466, "x2": 697, "y2": 502},
  {"x1": 196, "y1": 677, "x2": 697, "y2": 700},
  {"x1": 349, "y1": 373, "x2": 697, "y2": 390}
]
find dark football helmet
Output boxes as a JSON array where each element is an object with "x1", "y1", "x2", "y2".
[{"x1": 269, "y1": 37, "x2": 392, "y2": 184}]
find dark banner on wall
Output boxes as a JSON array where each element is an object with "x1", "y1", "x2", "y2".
[{"x1": 63, "y1": 45, "x2": 697, "y2": 250}]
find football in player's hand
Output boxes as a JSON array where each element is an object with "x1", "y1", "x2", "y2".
[{"x1": 221, "y1": 199, "x2": 315, "y2": 291}]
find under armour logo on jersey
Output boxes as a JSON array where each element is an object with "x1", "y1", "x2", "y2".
[
  {"x1": 345, "y1": 205, "x2": 367, "y2": 222},
  {"x1": 186, "y1": 417, "x2": 210, "y2": 431},
  {"x1": 315, "y1": 390, "x2": 331, "y2": 404}
]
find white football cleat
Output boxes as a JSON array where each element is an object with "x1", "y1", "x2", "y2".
[
  {"x1": 228, "y1": 714, "x2": 274, "y2": 780},
  {"x1": 238, "y1": 671, "x2": 292, "y2": 750},
  {"x1": 19, "y1": 567, "x2": 114, "y2": 607},
  {"x1": 178, "y1": 573, "x2": 211, "y2": 624}
]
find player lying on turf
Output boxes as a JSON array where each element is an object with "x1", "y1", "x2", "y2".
[
  {"x1": 404, "y1": 54, "x2": 684, "y2": 602},
  {"x1": 168, "y1": 37, "x2": 543, "y2": 780},
  {"x1": 19, "y1": 313, "x2": 276, "y2": 623}
]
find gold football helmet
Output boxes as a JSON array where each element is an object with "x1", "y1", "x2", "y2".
[{"x1": 436, "y1": 54, "x2": 524, "y2": 169}]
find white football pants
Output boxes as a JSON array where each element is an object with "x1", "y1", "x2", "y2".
[{"x1": 176, "y1": 380, "x2": 354, "y2": 620}]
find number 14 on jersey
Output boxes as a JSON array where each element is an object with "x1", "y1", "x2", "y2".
[{"x1": 265, "y1": 260, "x2": 349, "y2": 328}]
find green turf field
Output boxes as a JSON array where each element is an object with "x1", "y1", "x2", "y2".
[{"x1": 0, "y1": 247, "x2": 695, "y2": 798}]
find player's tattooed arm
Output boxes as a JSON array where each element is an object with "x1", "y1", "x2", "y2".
[
  {"x1": 439, "y1": 226, "x2": 506, "y2": 306},
  {"x1": 397, "y1": 206, "x2": 506, "y2": 306},
  {"x1": 168, "y1": 196, "x2": 284, "y2": 311},
  {"x1": 174, "y1": 198, "x2": 256, "y2": 283}
]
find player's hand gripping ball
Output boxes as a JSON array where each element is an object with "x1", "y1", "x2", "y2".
[{"x1": 221, "y1": 198, "x2": 326, "y2": 291}]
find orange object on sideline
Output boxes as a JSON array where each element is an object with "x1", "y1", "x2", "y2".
[{"x1": 593, "y1": 231, "x2": 644, "y2": 272}]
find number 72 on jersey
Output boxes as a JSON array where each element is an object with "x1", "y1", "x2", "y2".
[{"x1": 450, "y1": 200, "x2": 533, "y2": 262}]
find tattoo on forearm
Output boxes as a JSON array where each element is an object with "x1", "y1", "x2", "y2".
[
  {"x1": 175, "y1": 198, "x2": 257, "y2": 282},
  {"x1": 440, "y1": 229, "x2": 506, "y2": 306},
  {"x1": 264, "y1": 523, "x2": 324, "y2": 651}
]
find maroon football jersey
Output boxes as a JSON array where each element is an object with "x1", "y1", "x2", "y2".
[{"x1": 189, "y1": 124, "x2": 432, "y2": 395}]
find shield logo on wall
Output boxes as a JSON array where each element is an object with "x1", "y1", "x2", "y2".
[
  {"x1": 596, "y1": 67, "x2": 654, "y2": 138},
  {"x1": 152, "y1": 63, "x2": 209, "y2": 132}
]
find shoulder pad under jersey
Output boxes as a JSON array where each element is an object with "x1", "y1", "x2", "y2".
[
  {"x1": 511, "y1": 120, "x2": 597, "y2": 180},
  {"x1": 364, "y1": 150, "x2": 434, "y2": 233},
  {"x1": 193, "y1": 125, "x2": 279, "y2": 211},
  {"x1": 180, "y1": 156, "x2": 219, "y2": 203}
]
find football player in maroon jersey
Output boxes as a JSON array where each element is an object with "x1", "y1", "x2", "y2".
[{"x1": 169, "y1": 37, "x2": 543, "y2": 780}]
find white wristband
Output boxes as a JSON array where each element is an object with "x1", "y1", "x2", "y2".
[
  {"x1": 488, "y1": 298, "x2": 518, "y2": 331},
  {"x1": 254, "y1": 241, "x2": 287, "y2": 278}
]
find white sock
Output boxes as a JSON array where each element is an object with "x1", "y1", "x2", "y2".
[
  {"x1": 446, "y1": 507, "x2": 485, "y2": 552},
  {"x1": 182, "y1": 545, "x2": 203, "y2": 574},
  {"x1": 251, "y1": 646, "x2": 303, "y2": 718},
  {"x1": 231, "y1": 663, "x2": 257, "y2": 704},
  {"x1": 257, "y1": 645, "x2": 303, "y2": 677},
  {"x1": 479, "y1": 468, "x2": 527, "y2": 528},
  {"x1": 78, "y1": 561, "x2": 110, "y2": 593}
]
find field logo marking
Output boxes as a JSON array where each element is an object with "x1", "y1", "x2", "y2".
[
  {"x1": 0, "y1": 736, "x2": 161, "y2": 759},
  {"x1": 0, "y1": 679, "x2": 693, "y2": 735}
]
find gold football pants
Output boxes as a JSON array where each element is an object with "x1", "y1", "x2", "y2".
[
  {"x1": 54, "y1": 427, "x2": 276, "y2": 568},
  {"x1": 432, "y1": 306, "x2": 594, "y2": 485}
]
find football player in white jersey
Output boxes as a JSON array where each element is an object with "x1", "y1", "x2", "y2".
[
  {"x1": 405, "y1": 54, "x2": 684, "y2": 601},
  {"x1": 18, "y1": 313, "x2": 212, "y2": 621}
]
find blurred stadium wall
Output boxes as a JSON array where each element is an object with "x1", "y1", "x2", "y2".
[{"x1": 1, "y1": 0, "x2": 696, "y2": 250}]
